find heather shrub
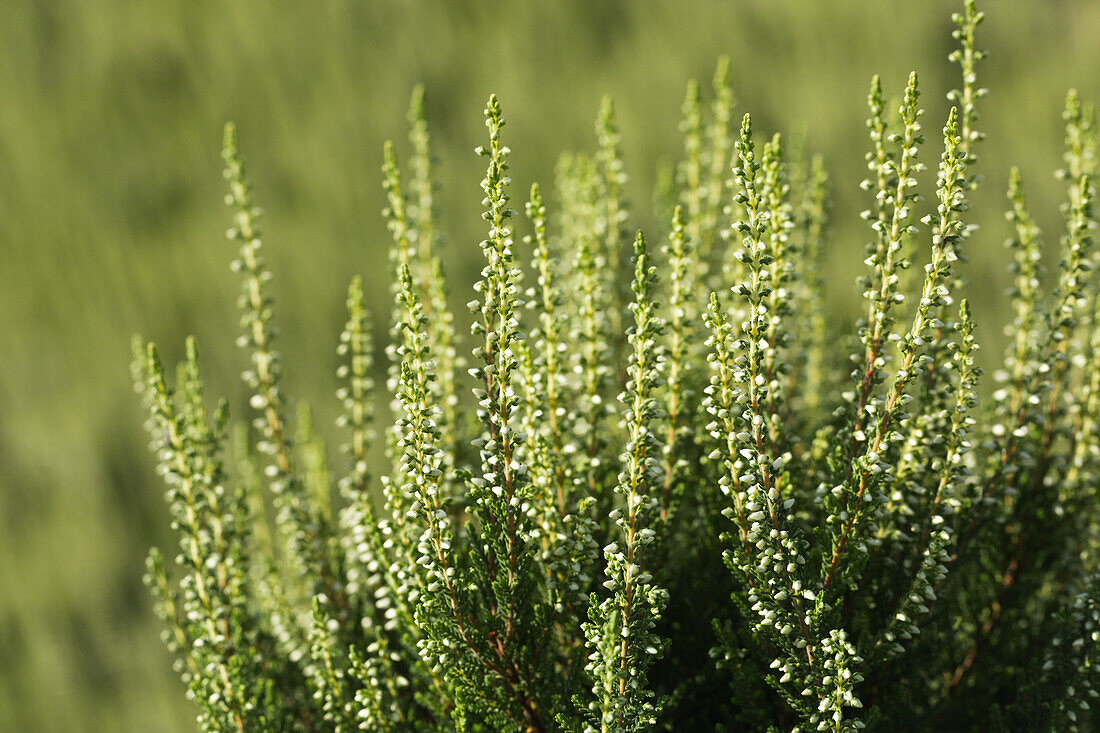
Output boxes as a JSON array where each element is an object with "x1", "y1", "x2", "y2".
[{"x1": 135, "y1": 2, "x2": 1099, "y2": 730}]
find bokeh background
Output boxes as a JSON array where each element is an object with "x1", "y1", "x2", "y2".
[{"x1": 3, "y1": 1, "x2": 1100, "y2": 730}]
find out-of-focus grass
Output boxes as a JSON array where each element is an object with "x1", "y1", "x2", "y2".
[{"x1": 2, "y1": 1, "x2": 1098, "y2": 729}]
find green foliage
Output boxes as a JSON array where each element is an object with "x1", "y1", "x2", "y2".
[{"x1": 136, "y1": 3, "x2": 1100, "y2": 730}]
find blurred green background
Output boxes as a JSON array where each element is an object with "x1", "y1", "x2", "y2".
[{"x1": 3, "y1": 0, "x2": 1099, "y2": 730}]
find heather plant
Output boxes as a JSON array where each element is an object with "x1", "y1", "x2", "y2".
[{"x1": 136, "y1": 2, "x2": 1100, "y2": 730}]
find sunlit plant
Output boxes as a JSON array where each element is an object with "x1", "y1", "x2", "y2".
[{"x1": 136, "y1": 2, "x2": 1099, "y2": 730}]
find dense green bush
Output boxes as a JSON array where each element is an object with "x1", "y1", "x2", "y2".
[{"x1": 135, "y1": 2, "x2": 1099, "y2": 730}]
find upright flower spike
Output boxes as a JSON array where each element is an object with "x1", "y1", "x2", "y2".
[
  {"x1": 730, "y1": 114, "x2": 794, "y2": 516},
  {"x1": 858, "y1": 75, "x2": 892, "y2": 302},
  {"x1": 523, "y1": 182, "x2": 570, "y2": 517},
  {"x1": 823, "y1": 106, "x2": 967, "y2": 597},
  {"x1": 814, "y1": 630, "x2": 866, "y2": 733},
  {"x1": 459, "y1": 95, "x2": 549, "y2": 730},
  {"x1": 392, "y1": 262, "x2": 452, "y2": 647},
  {"x1": 596, "y1": 96, "x2": 630, "y2": 369},
  {"x1": 596, "y1": 95, "x2": 629, "y2": 291},
  {"x1": 584, "y1": 231, "x2": 668, "y2": 733},
  {"x1": 873, "y1": 300, "x2": 980, "y2": 663},
  {"x1": 701, "y1": 56, "x2": 735, "y2": 272},
  {"x1": 948, "y1": 0, "x2": 987, "y2": 190},
  {"x1": 379, "y1": 141, "x2": 430, "y2": 600},
  {"x1": 844, "y1": 73, "x2": 924, "y2": 484},
  {"x1": 382, "y1": 141, "x2": 417, "y2": 417},
  {"x1": 137, "y1": 340, "x2": 271, "y2": 732},
  {"x1": 1021, "y1": 171, "x2": 1095, "y2": 503},
  {"x1": 678, "y1": 79, "x2": 705, "y2": 250},
  {"x1": 223, "y1": 122, "x2": 340, "y2": 609},
  {"x1": 732, "y1": 114, "x2": 776, "y2": 514},
  {"x1": 1040, "y1": 169, "x2": 1095, "y2": 433},
  {"x1": 703, "y1": 292, "x2": 755, "y2": 564},
  {"x1": 1060, "y1": 92, "x2": 1099, "y2": 352},
  {"x1": 877, "y1": 41, "x2": 985, "y2": 585},
  {"x1": 923, "y1": 0, "x2": 984, "y2": 398},
  {"x1": 1056, "y1": 93, "x2": 1099, "y2": 457},
  {"x1": 562, "y1": 153, "x2": 618, "y2": 502},
  {"x1": 1060, "y1": 90, "x2": 1097, "y2": 201},
  {"x1": 382, "y1": 139, "x2": 414, "y2": 271},
  {"x1": 514, "y1": 337, "x2": 553, "y2": 530},
  {"x1": 715, "y1": 118, "x2": 826, "y2": 725},
  {"x1": 997, "y1": 102, "x2": 1095, "y2": 475},
  {"x1": 934, "y1": 300, "x2": 980, "y2": 534},
  {"x1": 333, "y1": 276, "x2": 391, "y2": 611},
  {"x1": 349, "y1": 197, "x2": 459, "y2": 728},
  {"x1": 526, "y1": 186, "x2": 604, "y2": 676},
  {"x1": 707, "y1": 296, "x2": 825, "y2": 725},
  {"x1": 520, "y1": 183, "x2": 600, "y2": 637},
  {"x1": 789, "y1": 155, "x2": 830, "y2": 419},
  {"x1": 331, "y1": 279, "x2": 410, "y2": 704},
  {"x1": 336, "y1": 275, "x2": 375, "y2": 503},
  {"x1": 994, "y1": 168, "x2": 1044, "y2": 432},
  {"x1": 834, "y1": 77, "x2": 917, "y2": 519},
  {"x1": 971, "y1": 169, "x2": 1058, "y2": 527},
  {"x1": 759, "y1": 132, "x2": 796, "y2": 460},
  {"x1": 408, "y1": 85, "x2": 461, "y2": 473},
  {"x1": 382, "y1": 139, "x2": 417, "y2": 387},
  {"x1": 660, "y1": 205, "x2": 696, "y2": 518},
  {"x1": 408, "y1": 84, "x2": 439, "y2": 284},
  {"x1": 550, "y1": 151, "x2": 618, "y2": 506},
  {"x1": 387, "y1": 262, "x2": 458, "y2": 725}
]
